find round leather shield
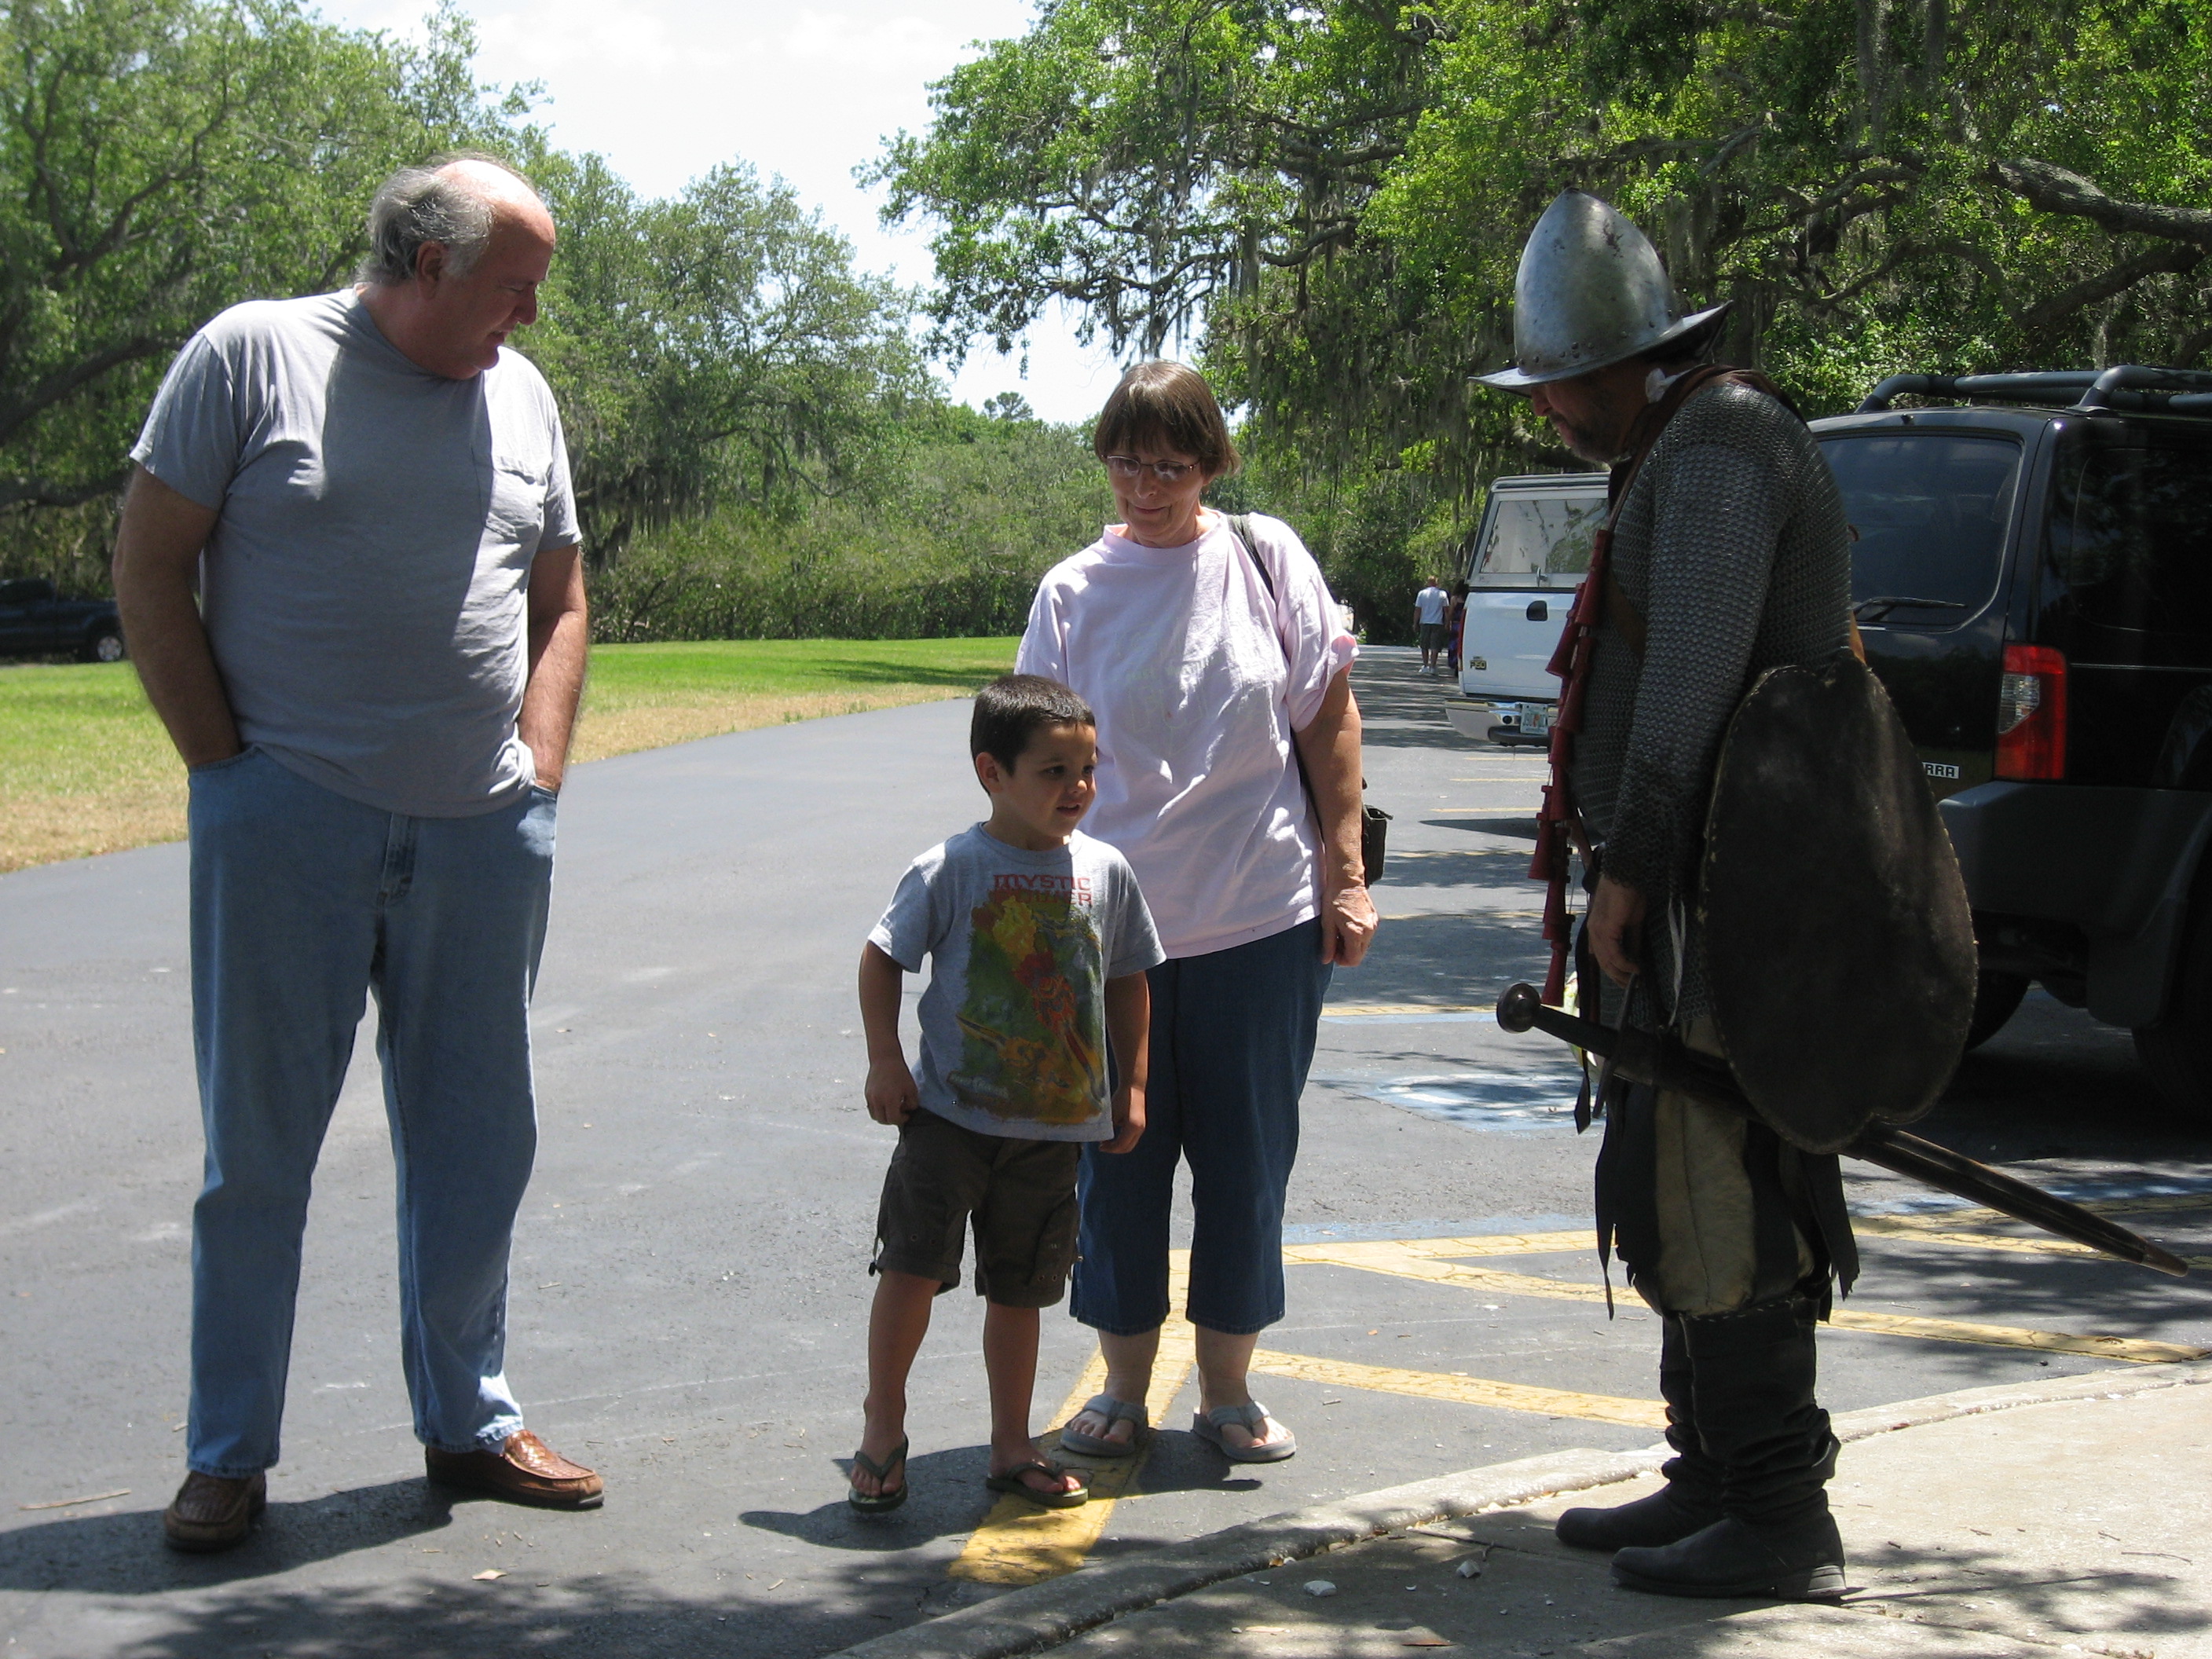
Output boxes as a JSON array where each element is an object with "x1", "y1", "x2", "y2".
[{"x1": 1700, "y1": 654, "x2": 1977, "y2": 1153}]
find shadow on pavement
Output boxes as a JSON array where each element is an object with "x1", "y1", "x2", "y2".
[
  {"x1": 0, "y1": 1481, "x2": 449, "y2": 1594},
  {"x1": 741, "y1": 1446, "x2": 996, "y2": 1551},
  {"x1": 1371, "y1": 848, "x2": 1535, "y2": 891},
  {"x1": 77, "y1": 1571, "x2": 927, "y2": 1658},
  {"x1": 1328, "y1": 912, "x2": 1551, "y2": 1010},
  {"x1": 797, "y1": 660, "x2": 1011, "y2": 690},
  {"x1": 1422, "y1": 815, "x2": 1539, "y2": 839},
  {"x1": 1108, "y1": 1431, "x2": 1265, "y2": 1497}
]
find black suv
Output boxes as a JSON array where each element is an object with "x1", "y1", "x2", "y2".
[
  {"x1": 1809, "y1": 366, "x2": 2212, "y2": 1115},
  {"x1": 0, "y1": 577, "x2": 124, "y2": 661}
]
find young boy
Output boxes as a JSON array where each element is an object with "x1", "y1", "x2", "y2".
[{"x1": 849, "y1": 675, "x2": 1162, "y2": 1514}]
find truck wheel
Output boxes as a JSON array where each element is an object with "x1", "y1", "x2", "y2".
[
  {"x1": 2133, "y1": 903, "x2": 2212, "y2": 1120},
  {"x1": 82, "y1": 628, "x2": 124, "y2": 663},
  {"x1": 1964, "y1": 970, "x2": 2029, "y2": 1050}
]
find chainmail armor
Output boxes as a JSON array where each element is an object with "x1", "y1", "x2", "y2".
[{"x1": 1569, "y1": 380, "x2": 1852, "y2": 1024}]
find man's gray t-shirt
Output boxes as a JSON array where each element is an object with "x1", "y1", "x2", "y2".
[
  {"x1": 870, "y1": 826, "x2": 1164, "y2": 1142},
  {"x1": 131, "y1": 290, "x2": 580, "y2": 817}
]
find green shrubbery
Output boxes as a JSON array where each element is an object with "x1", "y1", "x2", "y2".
[
  {"x1": 588, "y1": 405, "x2": 1113, "y2": 642},
  {"x1": 586, "y1": 408, "x2": 1437, "y2": 646}
]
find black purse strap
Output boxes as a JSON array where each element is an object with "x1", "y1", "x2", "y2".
[
  {"x1": 1222, "y1": 511, "x2": 1387, "y2": 882},
  {"x1": 1222, "y1": 512, "x2": 1307, "y2": 793},
  {"x1": 1229, "y1": 507, "x2": 1331, "y2": 789}
]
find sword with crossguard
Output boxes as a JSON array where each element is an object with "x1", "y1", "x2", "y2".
[{"x1": 1495, "y1": 983, "x2": 2188, "y2": 1277}]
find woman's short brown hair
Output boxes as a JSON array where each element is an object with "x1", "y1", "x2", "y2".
[{"x1": 1093, "y1": 361, "x2": 1240, "y2": 478}]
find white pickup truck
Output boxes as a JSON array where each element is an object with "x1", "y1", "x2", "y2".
[{"x1": 1445, "y1": 472, "x2": 1608, "y2": 745}]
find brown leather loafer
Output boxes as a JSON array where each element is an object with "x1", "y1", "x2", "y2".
[
  {"x1": 425, "y1": 1430, "x2": 603, "y2": 1508},
  {"x1": 163, "y1": 1470, "x2": 266, "y2": 1552}
]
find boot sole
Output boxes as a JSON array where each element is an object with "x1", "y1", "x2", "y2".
[{"x1": 1612, "y1": 1560, "x2": 1846, "y2": 1602}]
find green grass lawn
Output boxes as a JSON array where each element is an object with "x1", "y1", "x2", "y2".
[
  {"x1": 579, "y1": 636, "x2": 1018, "y2": 707},
  {"x1": 0, "y1": 637, "x2": 1018, "y2": 872}
]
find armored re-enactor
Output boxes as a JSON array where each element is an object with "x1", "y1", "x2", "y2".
[{"x1": 1477, "y1": 192, "x2": 1857, "y2": 1601}]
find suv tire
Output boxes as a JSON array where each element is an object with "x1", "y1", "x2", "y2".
[
  {"x1": 1965, "y1": 970, "x2": 2030, "y2": 1051},
  {"x1": 2133, "y1": 903, "x2": 2212, "y2": 1121},
  {"x1": 82, "y1": 627, "x2": 125, "y2": 663}
]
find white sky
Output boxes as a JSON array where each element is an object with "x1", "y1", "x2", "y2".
[{"x1": 321, "y1": 0, "x2": 1130, "y2": 421}]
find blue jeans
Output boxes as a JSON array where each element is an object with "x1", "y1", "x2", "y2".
[
  {"x1": 185, "y1": 749, "x2": 555, "y2": 1478},
  {"x1": 1071, "y1": 919, "x2": 1330, "y2": 1337}
]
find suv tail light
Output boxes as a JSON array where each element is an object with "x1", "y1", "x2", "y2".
[{"x1": 1995, "y1": 643, "x2": 2067, "y2": 781}]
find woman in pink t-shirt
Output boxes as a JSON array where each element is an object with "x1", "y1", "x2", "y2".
[{"x1": 1016, "y1": 361, "x2": 1377, "y2": 1465}]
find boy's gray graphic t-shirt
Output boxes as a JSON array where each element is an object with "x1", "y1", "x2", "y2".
[
  {"x1": 870, "y1": 826, "x2": 1164, "y2": 1142},
  {"x1": 130, "y1": 290, "x2": 580, "y2": 818}
]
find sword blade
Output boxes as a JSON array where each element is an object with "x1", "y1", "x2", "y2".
[
  {"x1": 1851, "y1": 1123, "x2": 2191, "y2": 1278},
  {"x1": 1493, "y1": 983, "x2": 2189, "y2": 1278}
]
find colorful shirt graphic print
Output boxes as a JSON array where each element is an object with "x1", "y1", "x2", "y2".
[{"x1": 870, "y1": 826, "x2": 1164, "y2": 1142}]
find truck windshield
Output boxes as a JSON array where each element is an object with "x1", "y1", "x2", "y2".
[
  {"x1": 2043, "y1": 426, "x2": 2212, "y2": 643},
  {"x1": 1469, "y1": 493, "x2": 1605, "y2": 588},
  {"x1": 1821, "y1": 433, "x2": 2020, "y2": 624}
]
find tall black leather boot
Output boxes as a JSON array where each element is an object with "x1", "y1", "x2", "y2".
[
  {"x1": 1611, "y1": 1292, "x2": 1846, "y2": 1600},
  {"x1": 1557, "y1": 1311, "x2": 1722, "y2": 1550}
]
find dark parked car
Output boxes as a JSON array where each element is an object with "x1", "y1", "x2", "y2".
[
  {"x1": 0, "y1": 577, "x2": 124, "y2": 662},
  {"x1": 1810, "y1": 365, "x2": 2212, "y2": 1115}
]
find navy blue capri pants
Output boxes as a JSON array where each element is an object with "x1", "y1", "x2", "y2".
[{"x1": 1071, "y1": 918, "x2": 1331, "y2": 1336}]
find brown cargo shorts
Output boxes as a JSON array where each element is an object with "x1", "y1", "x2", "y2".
[{"x1": 872, "y1": 1108, "x2": 1082, "y2": 1308}]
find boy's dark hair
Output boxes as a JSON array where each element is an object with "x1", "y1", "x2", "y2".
[{"x1": 972, "y1": 675, "x2": 1096, "y2": 771}]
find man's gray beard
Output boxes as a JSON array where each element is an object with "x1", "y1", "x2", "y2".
[{"x1": 1556, "y1": 417, "x2": 1620, "y2": 467}]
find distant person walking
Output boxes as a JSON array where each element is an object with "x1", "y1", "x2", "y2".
[
  {"x1": 114, "y1": 154, "x2": 602, "y2": 1551},
  {"x1": 1445, "y1": 582, "x2": 1469, "y2": 676},
  {"x1": 1415, "y1": 577, "x2": 1450, "y2": 675},
  {"x1": 1018, "y1": 361, "x2": 1376, "y2": 1466}
]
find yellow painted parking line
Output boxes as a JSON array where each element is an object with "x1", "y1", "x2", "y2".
[
  {"x1": 1826, "y1": 1309, "x2": 2205, "y2": 1364},
  {"x1": 1291, "y1": 1236, "x2": 2207, "y2": 1363},
  {"x1": 1397, "y1": 1231, "x2": 1598, "y2": 1258},
  {"x1": 2087, "y1": 1192, "x2": 2212, "y2": 1218},
  {"x1": 1248, "y1": 1350, "x2": 1665, "y2": 1428},
  {"x1": 1862, "y1": 1192, "x2": 2212, "y2": 1230},
  {"x1": 948, "y1": 1255, "x2": 1197, "y2": 1587},
  {"x1": 1284, "y1": 1239, "x2": 1606, "y2": 1299},
  {"x1": 1848, "y1": 1214, "x2": 2199, "y2": 1263},
  {"x1": 1852, "y1": 1214, "x2": 2108, "y2": 1258},
  {"x1": 1853, "y1": 1199, "x2": 2211, "y2": 1269}
]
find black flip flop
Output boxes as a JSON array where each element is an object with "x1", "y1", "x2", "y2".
[
  {"x1": 848, "y1": 1439, "x2": 909, "y2": 1514},
  {"x1": 984, "y1": 1458, "x2": 1089, "y2": 1509}
]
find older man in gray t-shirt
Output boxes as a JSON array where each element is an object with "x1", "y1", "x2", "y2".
[{"x1": 114, "y1": 156, "x2": 602, "y2": 1551}]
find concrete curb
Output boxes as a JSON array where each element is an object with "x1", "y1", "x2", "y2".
[
  {"x1": 827, "y1": 1361, "x2": 2209, "y2": 1659},
  {"x1": 828, "y1": 1445, "x2": 1664, "y2": 1659},
  {"x1": 1826, "y1": 1355, "x2": 2209, "y2": 1445}
]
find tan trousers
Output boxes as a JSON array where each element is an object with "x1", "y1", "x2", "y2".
[{"x1": 1641, "y1": 1018, "x2": 1815, "y2": 1317}]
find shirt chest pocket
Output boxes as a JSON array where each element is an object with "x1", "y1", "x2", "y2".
[{"x1": 487, "y1": 452, "x2": 548, "y2": 547}]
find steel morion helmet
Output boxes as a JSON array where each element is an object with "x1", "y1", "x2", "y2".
[{"x1": 1476, "y1": 190, "x2": 1730, "y2": 392}]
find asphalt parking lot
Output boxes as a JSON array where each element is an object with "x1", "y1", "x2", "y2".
[{"x1": 4, "y1": 644, "x2": 2209, "y2": 1657}]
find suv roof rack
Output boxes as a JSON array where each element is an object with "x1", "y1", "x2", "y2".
[{"x1": 1855, "y1": 365, "x2": 2212, "y2": 416}]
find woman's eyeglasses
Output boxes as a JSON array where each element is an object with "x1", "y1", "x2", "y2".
[{"x1": 1104, "y1": 455, "x2": 1197, "y2": 485}]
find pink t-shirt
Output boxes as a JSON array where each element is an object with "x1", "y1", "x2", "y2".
[{"x1": 1016, "y1": 511, "x2": 1358, "y2": 959}]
